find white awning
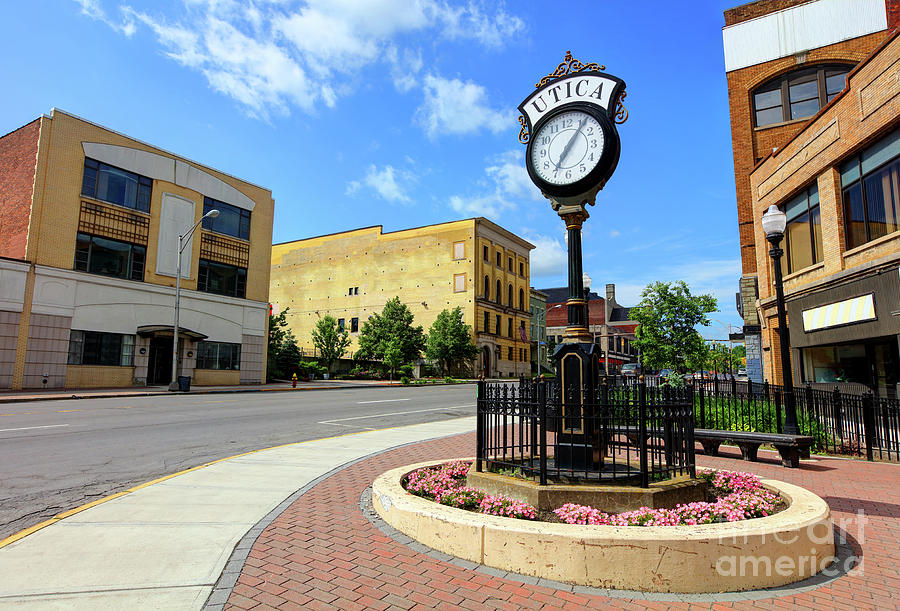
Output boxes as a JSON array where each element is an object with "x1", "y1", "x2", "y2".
[{"x1": 801, "y1": 294, "x2": 876, "y2": 332}]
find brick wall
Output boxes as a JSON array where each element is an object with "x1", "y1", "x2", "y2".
[
  {"x1": 726, "y1": 31, "x2": 886, "y2": 278},
  {"x1": 723, "y1": 0, "x2": 812, "y2": 26},
  {"x1": 0, "y1": 119, "x2": 39, "y2": 260}
]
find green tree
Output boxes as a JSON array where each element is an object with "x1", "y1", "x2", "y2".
[
  {"x1": 383, "y1": 337, "x2": 403, "y2": 382},
  {"x1": 630, "y1": 281, "x2": 718, "y2": 373},
  {"x1": 356, "y1": 297, "x2": 425, "y2": 365},
  {"x1": 425, "y1": 307, "x2": 480, "y2": 376},
  {"x1": 267, "y1": 307, "x2": 299, "y2": 380},
  {"x1": 311, "y1": 316, "x2": 351, "y2": 374}
]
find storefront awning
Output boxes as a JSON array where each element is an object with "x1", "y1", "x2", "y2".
[
  {"x1": 801, "y1": 294, "x2": 876, "y2": 332},
  {"x1": 136, "y1": 325, "x2": 208, "y2": 340}
]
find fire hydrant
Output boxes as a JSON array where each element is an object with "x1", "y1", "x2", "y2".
[{"x1": 292, "y1": 373, "x2": 297, "y2": 388}]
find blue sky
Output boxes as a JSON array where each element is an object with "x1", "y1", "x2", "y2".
[{"x1": 1, "y1": 0, "x2": 743, "y2": 338}]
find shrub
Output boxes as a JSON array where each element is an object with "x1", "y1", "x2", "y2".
[
  {"x1": 400, "y1": 376, "x2": 410, "y2": 385},
  {"x1": 444, "y1": 376, "x2": 455, "y2": 384},
  {"x1": 478, "y1": 494, "x2": 537, "y2": 520},
  {"x1": 438, "y1": 487, "x2": 486, "y2": 510}
]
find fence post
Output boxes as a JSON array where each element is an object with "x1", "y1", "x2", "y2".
[
  {"x1": 863, "y1": 392, "x2": 875, "y2": 462},
  {"x1": 476, "y1": 380, "x2": 484, "y2": 473},
  {"x1": 639, "y1": 379, "x2": 649, "y2": 488},
  {"x1": 832, "y1": 388, "x2": 844, "y2": 448},
  {"x1": 731, "y1": 375, "x2": 737, "y2": 396},
  {"x1": 538, "y1": 380, "x2": 548, "y2": 486},
  {"x1": 697, "y1": 381, "x2": 706, "y2": 429},
  {"x1": 774, "y1": 388, "x2": 783, "y2": 434}
]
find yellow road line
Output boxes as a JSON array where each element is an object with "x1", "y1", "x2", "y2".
[
  {"x1": 0, "y1": 427, "x2": 381, "y2": 550},
  {"x1": 115, "y1": 406, "x2": 134, "y2": 409},
  {"x1": 57, "y1": 409, "x2": 82, "y2": 413}
]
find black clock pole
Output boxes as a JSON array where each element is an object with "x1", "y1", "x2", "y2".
[{"x1": 553, "y1": 206, "x2": 602, "y2": 470}]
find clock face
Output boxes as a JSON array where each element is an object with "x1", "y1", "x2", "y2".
[{"x1": 529, "y1": 109, "x2": 605, "y2": 186}]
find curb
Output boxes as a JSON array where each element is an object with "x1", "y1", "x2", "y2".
[{"x1": 0, "y1": 381, "x2": 477, "y2": 404}]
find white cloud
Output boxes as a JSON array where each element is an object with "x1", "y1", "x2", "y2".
[
  {"x1": 449, "y1": 193, "x2": 513, "y2": 218},
  {"x1": 524, "y1": 234, "x2": 567, "y2": 278},
  {"x1": 417, "y1": 74, "x2": 512, "y2": 138},
  {"x1": 485, "y1": 150, "x2": 543, "y2": 202},
  {"x1": 78, "y1": 0, "x2": 523, "y2": 118},
  {"x1": 345, "y1": 180, "x2": 361, "y2": 196},
  {"x1": 445, "y1": 149, "x2": 538, "y2": 219},
  {"x1": 363, "y1": 164, "x2": 413, "y2": 203},
  {"x1": 609, "y1": 229, "x2": 620, "y2": 238}
]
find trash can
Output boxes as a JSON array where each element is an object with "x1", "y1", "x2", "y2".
[{"x1": 177, "y1": 376, "x2": 191, "y2": 391}]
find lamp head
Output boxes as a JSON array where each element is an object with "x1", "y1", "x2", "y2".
[
  {"x1": 582, "y1": 273, "x2": 592, "y2": 290},
  {"x1": 205, "y1": 209, "x2": 220, "y2": 219},
  {"x1": 761, "y1": 205, "x2": 786, "y2": 239}
]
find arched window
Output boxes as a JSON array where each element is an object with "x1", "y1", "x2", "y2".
[
  {"x1": 484, "y1": 275, "x2": 490, "y2": 299},
  {"x1": 496, "y1": 279, "x2": 502, "y2": 304},
  {"x1": 508, "y1": 284, "x2": 513, "y2": 306},
  {"x1": 519, "y1": 288, "x2": 525, "y2": 311},
  {"x1": 752, "y1": 64, "x2": 852, "y2": 128}
]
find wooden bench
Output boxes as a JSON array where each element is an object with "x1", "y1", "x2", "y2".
[{"x1": 694, "y1": 429, "x2": 814, "y2": 468}]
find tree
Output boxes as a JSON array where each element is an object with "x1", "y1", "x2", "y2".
[
  {"x1": 311, "y1": 316, "x2": 351, "y2": 374},
  {"x1": 267, "y1": 307, "x2": 299, "y2": 380},
  {"x1": 630, "y1": 281, "x2": 718, "y2": 373},
  {"x1": 356, "y1": 297, "x2": 425, "y2": 365},
  {"x1": 425, "y1": 307, "x2": 480, "y2": 376},
  {"x1": 383, "y1": 337, "x2": 403, "y2": 382}
]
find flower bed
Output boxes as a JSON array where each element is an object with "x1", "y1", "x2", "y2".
[{"x1": 403, "y1": 461, "x2": 782, "y2": 526}]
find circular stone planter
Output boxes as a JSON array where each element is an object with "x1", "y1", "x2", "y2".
[{"x1": 372, "y1": 461, "x2": 835, "y2": 593}]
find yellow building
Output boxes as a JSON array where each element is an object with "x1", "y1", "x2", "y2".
[
  {"x1": 0, "y1": 109, "x2": 274, "y2": 389},
  {"x1": 270, "y1": 218, "x2": 534, "y2": 378}
]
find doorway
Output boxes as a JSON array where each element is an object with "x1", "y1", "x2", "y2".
[{"x1": 147, "y1": 337, "x2": 173, "y2": 385}]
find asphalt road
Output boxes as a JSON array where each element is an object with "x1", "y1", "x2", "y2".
[{"x1": 0, "y1": 385, "x2": 476, "y2": 541}]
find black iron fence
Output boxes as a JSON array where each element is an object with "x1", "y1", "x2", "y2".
[
  {"x1": 685, "y1": 378, "x2": 900, "y2": 462},
  {"x1": 475, "y1": 379, "x2": 695, "y2": 488}
]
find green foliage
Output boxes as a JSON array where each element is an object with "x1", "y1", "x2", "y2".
[
  {"x1": 383, "y1": 337, "x2": 403, "y2": 381},
  {"x1": 356, "y1": 297, "x2": 425, "y2": 365},
  {"x1": 425, "y1": 307, "x2": 479, "y2": 376},
  {"x1": 705, "y1": 343, "x2": 742, "y2": 373},
  {"x1": 630, "y1": 281, "x2": 718, "y2": 373},
  {"x1": 311, "y1": 316, "x2": 351, "y2": 373},
  {"x1": 398, "y1": 363, "x2": 414, "y2": 378},
  {"x1": 296, "y1": 360, "x2": 327, "y2": 378},
  {"x1": 444, "y1": 376, "x2": 455, "y2": 384},
  {"x1": 400, "y1": 376, "x2": 411, "y2": 385},
  {"x1": 267, "y1": 307, "x2": 300, "y2": 380}
]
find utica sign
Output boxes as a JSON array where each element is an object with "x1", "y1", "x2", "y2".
[{"x1": 518, "y1": 73, "x2": 624, "y2": 130}]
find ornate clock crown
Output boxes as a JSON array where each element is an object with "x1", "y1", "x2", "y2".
[{"x1": 518, "y1": 51, "x2": 628, "y2": 144}]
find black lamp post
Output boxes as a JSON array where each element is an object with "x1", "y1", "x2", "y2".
[{"x1": 762, "y1": 205, "x2": 800, "y2": 435}]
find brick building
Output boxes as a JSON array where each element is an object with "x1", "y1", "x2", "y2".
[
  {"x1": 0, "y1": 109, "x2": 274, "y2": 389},
  {"x1": 540, "y1": 283, "x2": 638, "y2": 373},
  {"x1": 723, "y1": 0, "x2": 899, "y2": 389},
  {"x1": 724, "y1": 0, "x2": 900, "y2": 396},
  {"x1": 269, "y1": 219, "x2": 534, "y2": 378}
]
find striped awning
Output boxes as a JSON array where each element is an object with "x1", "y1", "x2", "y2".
[{"x1": 801, "y1": 294, "x2": 876, "y2": 332}]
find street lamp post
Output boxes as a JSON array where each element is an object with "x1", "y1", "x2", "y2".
[
  {"x1": 169, "y1": 208, "x2": 219, "y2": 391},
  {"x1": 761, "y1": 205, "x2": 800, "y2": 435}
]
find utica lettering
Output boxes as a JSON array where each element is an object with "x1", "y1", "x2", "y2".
[{"x1": 520, "y1": 73, "x2": 620, "y2": 130}]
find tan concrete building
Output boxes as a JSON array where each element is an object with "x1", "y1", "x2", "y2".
[
  {"x1": 748, "y1": 30, "x2": 900, "y2": 396},
  {"x1": 270, "y1": 218, "x2": 534, "y2": 378},
  {"x1": 722, "y1": 0, "x2": 897, "y2": 383},
  {"x1": 0, "y1": 109, "x2": 274, "y2": 389}
]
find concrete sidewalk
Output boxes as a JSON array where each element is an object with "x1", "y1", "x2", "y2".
[{"x1": 0, "y1": 417, "x2": 477, "y2": 609}]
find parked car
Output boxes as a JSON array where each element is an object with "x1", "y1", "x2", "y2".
[
  {"x1": 621, "y1": 363, "x2": 641, "y2": 377},
  {"x1": 692, "y1": 370, "x2": 711, "y2": 380},
  {"x1": 657, "y1": 368, "x2": 674, "y2": 379}
]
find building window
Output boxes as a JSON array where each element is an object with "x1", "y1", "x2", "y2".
[
  {"x1": 338, "y1": 318, "x2": 345, "y2": 331},
  {"x1": 508, "y1": 284, "x2": 513, "y2": 306},
  {"x1": 780, "y1": 183, "x2": 822, "y2": 273},
  {"x1": 519, "y1": 262, "x2": 524, "y2": 276},
  {"x1": 74, "y1": 232, "x2": 146, "y2": 281},
  {"x1": 203, "y1": 197, "x2": 250, "y2": 240},
  {"x1": 496, "y1": 251, "x2": 502, "y2": 266},
  {"x1": 68, "y1": 330, "x2": 134, "y2": 366},
  {"x1": 507, "y1": 257, "x2": 513, "y2": 271},
  {"x1": 841, "y1": 130, "x2": 900, "y2": 249},
  {"x1": 198, "y1": 259, "x2": 247, "y2": 298},
  {"x1": 752, "y1": 65, "x2": 851, "y2": 128},
  {"x1": 196, "y1": 341, "x2": 241, "y2": 370},
  {"x1": 483, "y1": 245, "x2": 489, "y2": 261},
  {"x1": 519, "y1": 288, "x2": 525, "y2": 311},
  {"x1": 351, "y1": 317, "x2": 359, "y2": 333},
  {"x1": 453, "y1": 241, "x2": 465, "y2": 260},
  {"x1": 454, "y1": 273, "x2": 466, "y2": 292},
  {"x1": 508, "y1": 346, "x2": 513, "y2": 361},
  {"x1": 496, "y1": 279, "x2": 502, "y2": 304},
  {"x1": 508, "y1": 318, "x2": 513, "y2": 338},
  {"x1": 81, "y1": 158, "x2": 152, "y2": 213},
  {"x1": 484, "y1": 311, "x2": 490, "y2": 333},
  {"x1": 496, "y1": 315, "x2": 501, "y2": 335},
  {"x1": 483, "y1": 275, "x2": 490, "y2": 299},
  {"x1": 348, "y1": 286, "x2": 359, "y2": 296}
]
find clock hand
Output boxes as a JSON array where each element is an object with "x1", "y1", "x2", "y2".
[{"x1": 557, "y1": 117, "x2": 587, "y2": 166}]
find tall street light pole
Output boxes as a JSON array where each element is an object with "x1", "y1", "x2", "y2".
[
  {"x1": 169, "y1": 208, "x2": 219, "y2": 391},
  {"x1": 762, "y1": 205, "x2": 800, "y2": 435}
]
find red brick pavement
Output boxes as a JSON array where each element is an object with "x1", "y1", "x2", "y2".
[{"x1": 224, "y1": 434, "x2": 900, "y2": 610}]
